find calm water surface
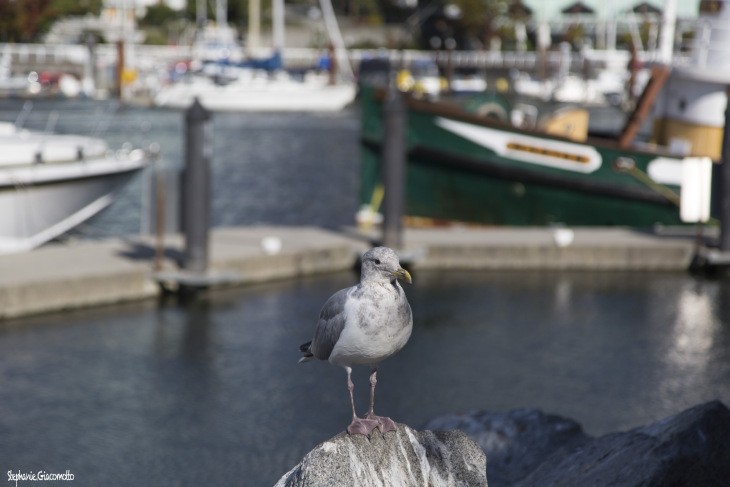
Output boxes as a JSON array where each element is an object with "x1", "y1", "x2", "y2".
[
  {"x1": 0, "y1": 99, "x2": 361, "y2": 236},
  {"x1": 1, "y1": 100, "x2": 729, "y2": 485},
  {"x1": 2, "y1": 270, "x2": 730, "y2": 486}
]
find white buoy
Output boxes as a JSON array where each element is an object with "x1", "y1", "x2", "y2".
[
  {"x1": 553, "y1": 228, "x2": 575, "y2": 248},
  {"x1": 261, "y1": 236, "x2": 283, "y2": 255}
]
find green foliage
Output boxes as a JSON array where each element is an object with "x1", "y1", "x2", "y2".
[
  {"x1": 142, "y1": 27, "x2": 169, "y2": 45},
  {"x1": 453, "y1": 0, "x2": 506, "y2": 41},
  {"x1": 183, "y1": 0, "x2": 249, "y2": 24},
  {"x1": 51, "y1": 0, "x2": 102, "y2": 16},
  {"x1": 0, "y1": 0, "x2": 52, "y2": 42},
  {"x1": 0, "y1": 0, "x2": 101, "y2": 42},
  {"x1": 0, "y1": 0, "x2": 508, "y2": 47},
  {"x1": 0, "y1": 1, "x2": 18, "y2": 41},
  {"x1": 141, "y1": 3, "x2": 181, "y2": 26}
]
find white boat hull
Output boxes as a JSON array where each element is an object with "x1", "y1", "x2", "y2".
[
  {"x1": 0, "y1": 157, "x2": 145, "y2": 254},
  {"x1": 0, "y1": 121, "x2": 149, "y2": 254},
  {"x1": 154, "y1": 74, "x2": 357, "y2": 112}
]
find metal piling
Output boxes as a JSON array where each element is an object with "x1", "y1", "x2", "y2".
[
  {"x1": 181, "y1": 97, "x2": 212, "y2": 274},
  {"x1": 381, "y1": 85, "x2": 407, "y2": 249},
  {"x1": 719, "y1": 86, "x2": 730, "y2": 252}
]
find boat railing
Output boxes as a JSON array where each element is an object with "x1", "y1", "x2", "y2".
[
  {"x1": 13, "y1": 100, "x2": 33, "y2": 130},
  {"x1": 688, "y1": 19, "x2": 730, "y2": 70},
  {"x1": 0, "y1": 42, "x2": 639, "y2": 76},
  {"x1": 3, "y1": 101, "x2": 136, "y2": 166},
  {"x1": 44, "y1": 111, "x2": 59, "y2": 134}
]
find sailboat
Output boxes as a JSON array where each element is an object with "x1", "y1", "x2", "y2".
[{"x1": 153, "y1": 0, "x2": 356, "y2": 112}]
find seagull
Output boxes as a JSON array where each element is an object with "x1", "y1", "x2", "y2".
[{"x1": 299, "y1": 246, "x2": 413, "y2": 435}]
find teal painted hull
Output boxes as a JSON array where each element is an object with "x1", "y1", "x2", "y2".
[{"x1": 360, "y1": 86, "x2": 689, "y2": 227}]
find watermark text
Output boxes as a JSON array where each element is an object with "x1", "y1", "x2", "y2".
[{"x1": 7, "y1": 471, "x2": 74, "y2": 487}]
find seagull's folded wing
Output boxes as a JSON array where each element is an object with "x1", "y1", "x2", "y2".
[{"x1": 311, "y1": 287, "x2": 350, "y2": 360}]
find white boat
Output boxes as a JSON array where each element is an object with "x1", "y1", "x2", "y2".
[
  {"x1": 0, "y1": 121, "x2": 149, "y2": 254},
  {"x1": 511, "y1": 70, "x2": 627, "y2": 106},
  {"x1": 0, "y1": 48, "x2": 31, "y2": 97},
  {"x1": 154, "y1": 68, "x2": 356, "y2": 112},
  {"x1": 153, "y1": 0, "x2": 356, "y2": 112}
]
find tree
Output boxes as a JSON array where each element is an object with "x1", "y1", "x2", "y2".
[
  {"x1": 416, "y1": 0, "x2": 509, "y2": 50},
  {"x1": 51, "y1": 0, "x2": 102, "y2": 16},
  {"x1": 451, "y1": 0, "x2": 507, "y2": 49},
  {"x1": 0, "y1": 0, "x2": 102, "y2": 42},
  {"x1": 141, "y1": 2, "x2": 180, "y2": 26},
  {"x1": 184, "y1": 0, "x2": 248, "y2": 25},
  {"x1": 13, "y1": 0, "x2": 52, "y2": 42},
  {"x1": 0, "y1": 1, "x2": 18, "y2": 41}
]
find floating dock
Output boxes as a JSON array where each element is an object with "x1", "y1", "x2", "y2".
[
  {"x1": 0, "y1": 225, "x2": 710, "y2": 320},
  {"x1": 396, "y1": 227, "x2": 702, "y2": 271}
]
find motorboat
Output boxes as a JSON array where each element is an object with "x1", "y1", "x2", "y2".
[
  {"x1": 154, "y1": 66, "x2": 356, "y2": 112},
  {"x1": 358, "y1": 0, "x2": 722, "y2": 229},
  {"x1": 359, "y1": 85, "x2": 689, "y2": 227},
  {"x1": 153, "y1": 0, "x2": 356, "y2": 112},
  {"x1": 0, "y1": 121, "x2": 149, "y2": 253}
]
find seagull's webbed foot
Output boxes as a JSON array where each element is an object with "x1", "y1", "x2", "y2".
[
  {"x1": 347, "y1": 417, "x2": 380, "y2": 435},
  {"x1": 365, "y1": 413, "x2": 398, "y2": 433}
]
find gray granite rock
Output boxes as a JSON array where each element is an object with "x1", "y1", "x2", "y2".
[
  {"x1": 423, "y1": 408, "x2": 587, "y2": 486},
  {"x1": 519, "y1": 400, "x2": 730, "y2": 487},
  {"x1": 274, "y1": 423, "x2": 488, "y2": 487},
  {"x1": 424, "y1": 401, "x2": 730, "y2": 487}
]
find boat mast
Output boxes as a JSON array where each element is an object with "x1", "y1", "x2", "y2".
[
  {"x1": 196, "y1": 0, "x2": 207, "y2": 31},
  {"x1": 657, "y1": 0, "x2": 676, "y2": 64},
  {"x1": 248, "y1": 0, "x2": 261, "y2": 49},
  {"x1": 272, "y1": 0, "x2": 285, "y2": 49},
  {"x1": 318, "y1": 0, "x2": 354, "y2": 80},
  {"x1": 216, "y1": 0, "x2": 227, "y2": 27}
]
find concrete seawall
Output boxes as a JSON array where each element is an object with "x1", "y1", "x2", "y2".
[
  {"x1": 0, "y1": 226, "x2": 366, "y2": 320},
  {"x1": 0, "y1": 226, "x2": 702, "y2": 320},
  {"x1": 399, "y1": 227, "x2": 699, "y2": 270}
]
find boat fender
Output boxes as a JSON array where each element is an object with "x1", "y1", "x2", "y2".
[
  {"x1": 475, "y1": 102, "x2": 508, "y2": 121},
  {"x1": 76, "y1": 146, "x2": 84, "y2": 161},
  {"x1": 34, "y1": 151, "x2": 43, "y2": 164},
  {"x1": 613, "y1": 157, "x2": 635, "y2": 172}
]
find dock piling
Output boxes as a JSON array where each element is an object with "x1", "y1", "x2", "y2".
[
  {"x1": 115, "y1": 40, "x2": 124, "y2": 100},
  {"x1": 382, "y1": 84, "x2": 407, "y2": 249},
  {"x1": 181, "y1": 97, "x2": 212, "y2": 274},
  {"x1": 719, "y1": 86, "x2": 730, "y2": 252}
]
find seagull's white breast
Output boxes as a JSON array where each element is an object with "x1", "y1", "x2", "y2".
[{"x1": 329, "y1": 284, "x2": 412, "y2": 367}]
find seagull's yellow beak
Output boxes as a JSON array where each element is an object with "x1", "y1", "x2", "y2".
[{"x1": 393, "y1": 268, "x2": 412, "y2": 284}]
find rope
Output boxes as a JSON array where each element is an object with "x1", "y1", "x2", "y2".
[
  {"x1": 625, "y1": 165, "x2": 680, "y2": 207},
  {"x1": 625, "y1": 165, "x2": 718, "y2": 225}
]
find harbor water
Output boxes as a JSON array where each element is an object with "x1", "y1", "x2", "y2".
[
  {"x1": 1, "y1": 100, "x2": 730, "y2": 485},
  {"x1": 3, "y1": 270, "x2": 730, "y2": 486},
  {"x1": 0, "y1": 98, "x2": 361, "y2": 238}
]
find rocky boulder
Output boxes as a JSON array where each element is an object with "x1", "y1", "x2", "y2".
[
  {"x1": 274, "y1": 423, "x2": 488, "y2": 487},
  {"x1": 423, "y1": 408, "x2": 588, "y2": 486},
  {"x1": 425, "y1": 401, "x2": 730, "y2": 487}
]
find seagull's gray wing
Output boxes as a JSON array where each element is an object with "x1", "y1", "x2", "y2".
[{"x1": 310, "y1": 287, "x2": 351, "y2": 361}]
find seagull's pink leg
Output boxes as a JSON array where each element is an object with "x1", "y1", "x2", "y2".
[
  {"x1": 365, "y1": 367, "x2": 397, "y2": 433},
  {"x1": 344, "y1": 366, "x2": 378, "y2": 435}
]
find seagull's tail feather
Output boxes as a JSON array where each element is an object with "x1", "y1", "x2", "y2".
[{"x1": 298, "y1": 341, "x2": 314, "y2": 363}]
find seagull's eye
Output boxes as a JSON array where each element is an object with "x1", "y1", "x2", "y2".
[{"x1": 373, "y1": 258, "x2": 381, "y2": 265}]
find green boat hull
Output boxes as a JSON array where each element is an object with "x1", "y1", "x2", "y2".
[{"x1": 360, "y1": 86, "x2": 689, "y2": 227}]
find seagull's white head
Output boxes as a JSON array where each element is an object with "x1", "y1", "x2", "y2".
[{"x1": 360, "y1": 247, "x2": 412, "y2": 284}]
